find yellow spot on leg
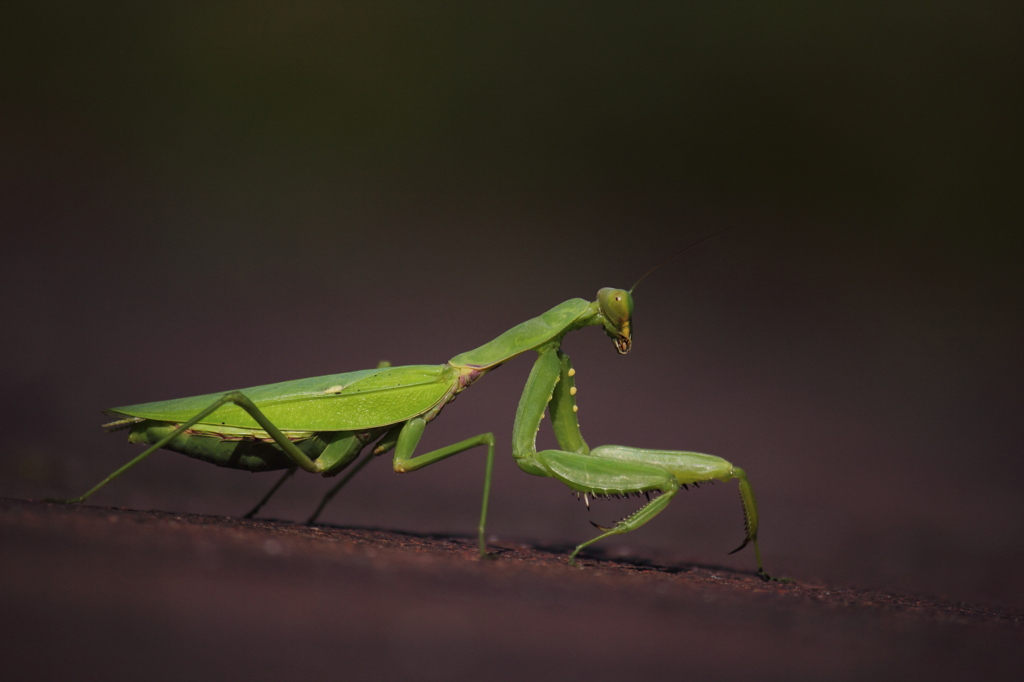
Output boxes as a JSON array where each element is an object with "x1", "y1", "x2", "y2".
[
  {"x1": 568, "y1": 368, "x2": 576, "y2": 377},
  {"x1": 570, "y1": 386, "x2": 577, "y2": 396},
  {"x1": 572, "y1": 405, "x2": 578, "y2": 413}
]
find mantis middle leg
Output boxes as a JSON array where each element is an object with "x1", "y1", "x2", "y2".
[{"x1": 383, "y1": 417, "x2": 496, "y2": 557}]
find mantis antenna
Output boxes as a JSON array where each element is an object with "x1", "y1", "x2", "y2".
[{"x1": 629, "y1": 228, "x2": 728, "y2": 293}]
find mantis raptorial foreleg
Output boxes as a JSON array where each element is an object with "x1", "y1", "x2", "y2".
[
  {"x1": 512, "y1": 344, "x2": 772, "y2": 577},
  {"x1": 536, "y1": 448, "x2": 681, "y2": 564},
  {"x1": 547, "y1": 351, "x2": 589, "y2": 454},
  {"x1": 568, "y1": 487, "x2": 679, "y2": 564}
]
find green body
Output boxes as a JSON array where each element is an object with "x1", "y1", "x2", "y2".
[
  {"x1": 64, "y1": 292, "x2": 774, "y2": 579},
  {"x1": 112, "y1": 365, "x2": 458, "y2": 472},
  {"x1": 106, "y1": 298, "x2": 596, "y2": 475}
]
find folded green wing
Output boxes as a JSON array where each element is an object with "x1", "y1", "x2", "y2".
[{"x1": 106, "y1": 365, "x2": 457, "y2": 432}]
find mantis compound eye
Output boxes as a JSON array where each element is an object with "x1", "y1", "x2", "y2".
[{"x1": 597, "y1": 287, "x2": 633, "y2": 354}]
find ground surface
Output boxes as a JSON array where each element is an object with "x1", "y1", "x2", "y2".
[{"x1": 1, "y1": 497, "x2": 1020, "y2": 681}]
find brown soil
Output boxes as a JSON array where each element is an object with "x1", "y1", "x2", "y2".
[{"x1": 1, "y1": 497, "x2": 1020, "y2": 681}]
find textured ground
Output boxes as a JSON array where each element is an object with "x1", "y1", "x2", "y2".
[{"x1": 1, "y1": 497, "x2": 1020, "y2": 682}]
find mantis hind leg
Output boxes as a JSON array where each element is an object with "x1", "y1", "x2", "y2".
[
  {"x1": 305, "y1": 423, "x2": 403, "y2": 525},
  {"x1": 51, "y1": 391, "x2": 324, "y2": 505},
  {"x1": 246, "y1": 430, "x2": 375, "y2": 521},
  {"x1": 243, "y1": 467, "x2": 297, "y2": 519},
  {"x1": 305, "y1": 448, "x2": 375, "y2": 525}
]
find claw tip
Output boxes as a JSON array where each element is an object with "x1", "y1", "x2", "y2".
[{"x1": 728, "y1": 537, "x2": 751, "y2": 555}]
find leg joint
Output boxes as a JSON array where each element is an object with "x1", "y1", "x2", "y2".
[{"x1": 223, "y1": 390, "x2": 248, "y2": 405}]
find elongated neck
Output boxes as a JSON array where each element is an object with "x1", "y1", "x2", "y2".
[{"x1": 448, "y1": 298, "x2": 600, "y2": 371}]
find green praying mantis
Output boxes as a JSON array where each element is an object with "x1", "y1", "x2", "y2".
[{"x1": 53, "y1": 274, "x2": 775, "y2": 579}]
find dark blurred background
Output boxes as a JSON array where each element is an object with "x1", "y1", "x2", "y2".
[{"x1": 2, "y1": 2, "x2": 1021, "y2": 609}]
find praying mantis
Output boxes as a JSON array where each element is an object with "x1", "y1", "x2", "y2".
[{"x1": 53, "y1": 281, "x2": 775, "y2": 579}]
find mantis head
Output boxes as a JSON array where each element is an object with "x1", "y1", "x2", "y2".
[{"x1": 597, "y1": 287, "x2": 633, "y2": 354}]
